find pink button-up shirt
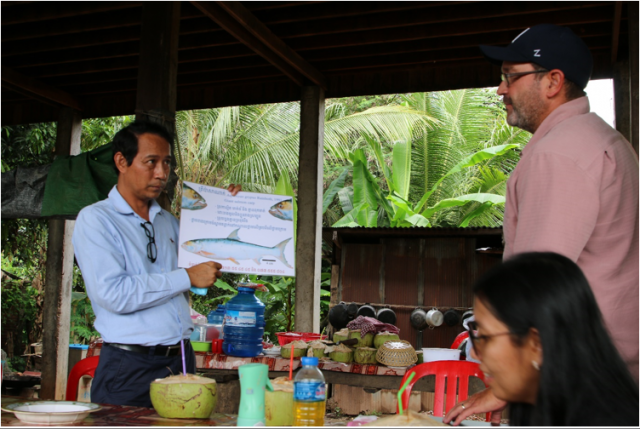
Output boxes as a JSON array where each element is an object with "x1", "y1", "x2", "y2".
[{"x1": 503, "y1": 96, "x2": 639, "y2": 380}]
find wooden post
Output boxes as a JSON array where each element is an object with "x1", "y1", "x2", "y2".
[
  {"x1": 135, "y1": 1, "x2": 181, "y2": 207},
  {"x1": 41, "y1": 108, "x2": 81, "y2": 400},
  {"x1": 295, "y1": 86, "x2": 325, "y2": 333}
]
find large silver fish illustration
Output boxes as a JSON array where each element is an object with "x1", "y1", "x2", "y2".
[
  {"x1": 269, "y1": 199, "x2": 293, "y2": 221},
  {"x1": 182, "y1": 183, "x2": 207, "y2": 210},
  {"x1": 181, "y1": 229, "x2": 292, "y2": 267}
]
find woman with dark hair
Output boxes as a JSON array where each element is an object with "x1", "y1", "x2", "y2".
[{"x1": 447, "y1": 252, "x2": 638, "y2": 426}]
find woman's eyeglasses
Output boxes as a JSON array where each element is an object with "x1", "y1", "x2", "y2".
[
  {"x1": 140, "y1": 222, "x2": 157, "y2": 263},
  {"x1": 467, "y1": 320, "x2": 512, "y2": 349}
]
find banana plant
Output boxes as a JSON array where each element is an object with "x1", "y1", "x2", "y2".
[{"x1": 329, "y1": 140, "x2": 519, "y2": 228}]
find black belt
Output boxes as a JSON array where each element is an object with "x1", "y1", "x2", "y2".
[{"x1": 105, "y1": 340, "x2": 189, "y2": 357}]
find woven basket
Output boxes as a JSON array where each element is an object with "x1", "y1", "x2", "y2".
[{"x1": 376, "y1": 340, "x2": 417, "y2": 367}]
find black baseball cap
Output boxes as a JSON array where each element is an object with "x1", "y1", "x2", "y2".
[{"x1": 479, "y1": 24, "x2": 593, "y2": 89}]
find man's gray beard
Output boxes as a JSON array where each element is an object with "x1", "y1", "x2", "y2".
[{"x1": 506, "y1": 85, "x2": 546, "y2": 134}]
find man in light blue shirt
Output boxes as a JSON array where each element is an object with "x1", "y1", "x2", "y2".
[{"x1": 73, "y1": 121, "x2": 239, "y2": 407}]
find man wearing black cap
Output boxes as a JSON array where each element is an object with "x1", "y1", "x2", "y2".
[{"x1": 444, "y1": 24, "x2": 638, "y2": 426}]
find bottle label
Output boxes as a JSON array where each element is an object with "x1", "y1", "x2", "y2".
[
  {"x1": 294, "y1": 381, "x2": 326, "y2": 401},
  {"x1": 225, "y1": 310, "x2": 256, "y2": 327}
]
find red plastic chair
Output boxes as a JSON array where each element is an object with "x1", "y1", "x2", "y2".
[
  {"x1": 66, "y1": 356, "x2": 100, "y2": 401},
  {"x1": 396, "y1": 360, "x2": 491, "y2": 421},
  {"x1": 450, "y1": 331, "x2": 469, "y2": 350}
]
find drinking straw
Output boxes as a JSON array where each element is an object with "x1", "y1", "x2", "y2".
[
  {"x1": 289, "y1": 342, "x2": 294, "y2": 380},
  {"x1": 180, "y1": 339, "x2": 187, "y2": 375},
  {"x1": 396, "y1": 372, "x2": 415, "y2": 416}
]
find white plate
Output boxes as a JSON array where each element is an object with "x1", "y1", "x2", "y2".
[
  {"x1": 263, "y1": 347, "x2": 281, "y2": 356},
  {"x1": 1, "y1": 401, "x2": 101, "y2": 425}
]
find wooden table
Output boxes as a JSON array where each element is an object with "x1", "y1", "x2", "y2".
[
  {"x1": 1, "y1": 396, "x2": 352, "y2": 426},
  {"x1": 1, "y1": 396, "x2": 236, "y2": 427}
]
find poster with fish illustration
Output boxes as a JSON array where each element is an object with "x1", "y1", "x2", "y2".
[{"x1": 177, "y1": 181, "x2": 295, "y2": 277}]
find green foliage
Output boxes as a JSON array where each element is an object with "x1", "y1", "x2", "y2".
[
  {"x1": 329, "y1": 89, "x2": 529, "y2": 228},
  {"x1": 81, "y1": 116, "x2": 134, "y2": 152},
  {"x1": 70, "y1": 291, "x2": 99, "y2": 345},
  {"x1": 1, "y1": 123, "x2": 57, "y2": 172},
  {"x1": 1, "y1": 267, "x2": 40, "y2": 357}
]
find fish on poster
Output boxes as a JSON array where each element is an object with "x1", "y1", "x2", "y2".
[
  {"x1": 269, "y1": 199, "x2": 293, "y2": 221},
  {"x1": 181, "y1": 228, "x2": 292, "y2": 268},
  {"x1": 181, "y1": 183, "x2": 207, "y2": 210}
]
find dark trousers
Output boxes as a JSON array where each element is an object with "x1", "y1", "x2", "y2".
[{"x1": 90, "y1": 341, "x2": 196, "y2": 408}]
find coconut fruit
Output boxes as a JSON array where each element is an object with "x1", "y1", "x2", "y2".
[
  {"x1": 354, "y1": 347, "x2": 378, "y2": 364},
  {"x1": 373, "y1": 332, "x2": 400, "y2": 349},
  {"x1": 150, "y1": 374, "x2": 217, "y2": 419},
  {"x1": 280, "y1": 340, "x2": 308, "y2": 358},
  {"x1": 348, "y1": 329, "x2": 374, "y2": 348},
  {"x1": 328, "y1": 343, "x2": 354, "y2": 363},
  {"x1": 265, "y1": 377, "x2": 294, "y2": 426},
  {"x1": 333, "y1": 328, "x2": 349, "y2": 344},
  {"x1": 307, "y1": 341, "x2": 327, "y2": 358}
]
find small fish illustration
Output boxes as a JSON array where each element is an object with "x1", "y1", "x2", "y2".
[
  {"x1": 182, "y1": 184, "x2": 207, "y2": 210},
  {"x1": 181, "y1": 229, "x2": 292, "y2": 268},
  {"x1": 269, "y1": 199, "x2": 293, "y2": 221}
]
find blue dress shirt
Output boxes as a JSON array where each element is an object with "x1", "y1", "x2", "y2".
[{"x1": 73, "y1": 186, "x2": 193, "y2": 346}]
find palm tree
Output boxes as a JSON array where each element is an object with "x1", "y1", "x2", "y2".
[
  {"x1": 401, "y1": 88, "x2": 530, "y2": 227},
  {"x1": 174, "y1": 101, "x2": 436, "y2": 203},
  {"x1": 326, "y1": 89, "x2": 531, "y2": 228}
]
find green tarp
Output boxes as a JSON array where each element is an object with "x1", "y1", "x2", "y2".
[{"x1": 41, "y1": 143, "x2": 118, "y2": 217}]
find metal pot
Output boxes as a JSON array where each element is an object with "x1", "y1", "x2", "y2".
[
  {"x1": 328, "y1": 302, "x2": 349, "y2": 330},
  {"x1": 376, "y1": 306, "x2": 397, "y2": 325},
  {"x1": 356, "y1": 303, "x2": 376, "y2": 318},
  {"x1": 410, "y1": 307, "x2": 429, "y2": 331},
  {"x1": 346, "y1": 302, "x2": 358, "y2": 320},
  {"x1": 426, "y1": 308, "x2": 444, "y2": 328},
  {"x1": 443, "y1": 309, "x2": 461, "y2": 327}
]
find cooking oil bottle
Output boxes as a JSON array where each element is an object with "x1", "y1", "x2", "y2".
[{"x1": 293, "y1": 357, "x2": 326, "y2": 426}]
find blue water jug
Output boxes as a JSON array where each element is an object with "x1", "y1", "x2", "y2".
[
  {"x1": 223, "y1": 284, "x2": 265, "y2": 357},
  {"x1": 207, "y1": 304, "x2": 226, "y2": 324}
]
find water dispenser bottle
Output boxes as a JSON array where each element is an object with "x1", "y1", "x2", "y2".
[
  {"x1": 207, "y1": 304, "x2": 226, "y2": 324},
  {"x1": 222, "y1": 283, "x2": 265, "y2": 357}
]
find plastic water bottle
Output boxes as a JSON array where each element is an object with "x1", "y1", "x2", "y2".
[
  {"x1": 293, "y1": 357, "x2": 326, "y2": 426},
  {"x1": 222, "y1": 284, "x2": 265, "y2": 357},
  {"x1": 207, "y1": 305, "x2": 226, "y2": 324}
]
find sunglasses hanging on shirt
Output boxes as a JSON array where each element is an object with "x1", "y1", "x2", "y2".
[{"x1": 140, "y1": 222, "x2": 157, "y2": 263}]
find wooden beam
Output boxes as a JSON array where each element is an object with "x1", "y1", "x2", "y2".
[
  {"x1": 611, "y1": 2, "x2": 622, "y2": 63},
  {"x1": 191, "y1": 1, "x2": 326, "y2": 89},
  {"x1": 41, "y1": 108, "x2": 82, "y2": 400},
  {"x1": 295, "y1": 85, "x2": 325, "y2": 333},
  {"x1": 1, "y1": 1, "x2": 142, "y2": 25},
  {"x1": 1, "y1": 66, "x2": 83, "y2": 111}
]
